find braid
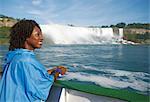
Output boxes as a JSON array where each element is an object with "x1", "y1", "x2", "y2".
[{"x1": 9, "y1": 19, "x2": 41, "y2": 51}]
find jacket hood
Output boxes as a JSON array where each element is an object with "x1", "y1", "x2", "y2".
[{"x1": 4, "y1": 49, "x2": 34, "y2": 66}]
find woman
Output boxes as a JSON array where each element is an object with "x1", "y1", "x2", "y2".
[{"x1": 0, "y1": 19, "x2": 67, "y2": 102}]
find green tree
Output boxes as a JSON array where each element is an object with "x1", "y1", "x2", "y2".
[
  {"x1": 101, "y1": 25, "x2": 109, "y2": 28},
  {"x1": 110, "y1": 25, "x2": 115, "y2": 28},
  {"x1": 115, "y1": 22, "x2": 126, "y2": 28}
]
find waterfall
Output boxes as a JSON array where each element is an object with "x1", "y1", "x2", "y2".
[
  {"x1": 40, "y1": 24, "x2": 124, "y2": 44},
  {"x1": 119, "y1": 28, "x2": 123, "y2": 39}
]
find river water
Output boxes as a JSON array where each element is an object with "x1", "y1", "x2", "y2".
[{"x1": 0, "y1": 44, "x2": 149, "y2": 95}]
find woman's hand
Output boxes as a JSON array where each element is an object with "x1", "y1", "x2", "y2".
[
  {"x1": 47, "y1": 66, "x2": 67, "y2": 81},
  {"x1": 56, "y1": 66, "x2": 67, "y2": 75},
  {"x1": 47, "y1": 68, "x2": 56, "y2": 74}
]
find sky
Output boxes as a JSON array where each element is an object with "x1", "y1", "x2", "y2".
[{"x1": 0, "y1": 0, "x2": 149, "y2": 26}]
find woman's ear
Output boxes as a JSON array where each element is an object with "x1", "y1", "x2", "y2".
[
  {"x1": 24, "y1": 38, "x2": 30, "y2": 49},
  {"x1": 26, "y1": 37, "x2": 29, "y2": 41}
]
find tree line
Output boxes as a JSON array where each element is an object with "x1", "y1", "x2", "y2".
[
  {"x1": 88, "y1": 22, "x2": 150, "y2": 29},
  {"x1": 109, "y1": 22, "x2": 149, "y2": 29}
]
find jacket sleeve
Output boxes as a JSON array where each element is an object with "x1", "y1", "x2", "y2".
[{"x1": 16, "y1": 59, "x2": 54, "y2": 101}]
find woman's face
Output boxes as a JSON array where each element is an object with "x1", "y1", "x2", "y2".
[{"x1": 25, "y1": 26, "x2": 43, "y2": 50}]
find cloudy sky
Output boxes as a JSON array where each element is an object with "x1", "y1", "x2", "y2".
[{"x1": 1, "y1": 0, "x2": 149, "y2": 26}]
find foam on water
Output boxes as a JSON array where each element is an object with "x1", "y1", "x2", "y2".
[{"x1": 60, "y1": 65, "x2": 149, "y2": 94}]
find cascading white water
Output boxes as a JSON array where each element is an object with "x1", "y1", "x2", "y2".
[
  {"x1": 119, "y1": 28, "x2": 123, "y2": 39},
  {"x1": 40, "y1": 24, "x2": 124, "y2": 44}
]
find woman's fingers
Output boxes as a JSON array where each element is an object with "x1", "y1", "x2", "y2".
[
  {"x1": 47, "y1": 66, "x2": 67, "y2": 77},
  {"x1": 57, "y1": 66, "x2": 67, "y2": 75}
]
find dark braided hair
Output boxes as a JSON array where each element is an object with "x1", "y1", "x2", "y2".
[{"x1": 9, "y1": 19, "x2": 41, "y2": 51}]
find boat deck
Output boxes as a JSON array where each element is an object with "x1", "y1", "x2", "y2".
[{"x1": 47, "y1": 85, "x2": 127, "y2": 102}]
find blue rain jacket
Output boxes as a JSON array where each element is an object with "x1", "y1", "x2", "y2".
[{"x1": 0, "y1": 49, "x2": 54, "y2": 102}]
